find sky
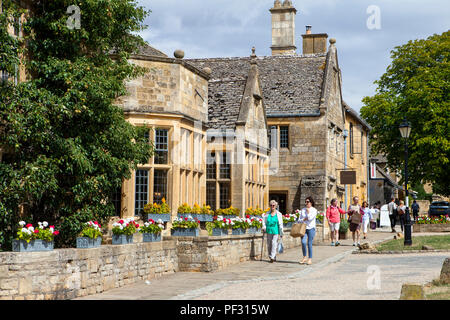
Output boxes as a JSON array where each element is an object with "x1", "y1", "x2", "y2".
[{"x1": 136, "y1": 0, "x2": 449, "y2": 114}]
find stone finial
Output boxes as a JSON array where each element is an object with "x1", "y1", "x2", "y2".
[
  {"x1": 174, "y1": 49, "x2": 185, "y2": 59},
  {"x1": 283, "y1": 0, "x2": 293, "y2": 7},
  {"x1": 329, "y1": 38, "x2": 336, "y2": 45},
  {"x1": 274, "y1": 0, "x2": 282, "y2": 8},
  {"x1": 250, "y1": 47, "x2": 257, "y2": 64},
  {"x1": 202, "y1": 67, "x2": 212, "y2": 76}
]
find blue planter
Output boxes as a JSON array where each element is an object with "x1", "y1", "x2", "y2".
[
  {"x1": 201, "y1": 214, "x2": 214, "y2": 222},
  {"x1": 112, "y1": 234, "x2": 134, "y2": 245},
  {"x1": 248, "y1": 227, "x2": 262, "y2": 234},
  {"x1": 249, "y1": 215, "x2": 263, "y2": 220},
  {"x1": 144, "y1": 213, "x2": 171, "y2": 222},
  {"x1": 232, "y1": 228, "x2": 246, "y2": 235},
  {"x1": 142, "y1": 233, "x2": 162, "y2": 242},
  {"x1": 284, "y1": 221, "x2": 294, "y2": 228},
  {"x1": 171, "y1": 228, "x2": 199, "y2": 237},
  {"x1": 212, "y1": 228, "x2": 229, "y2": 236},
  {"x1": 76, "y1": 237, "x2": 102, "y2": 249},
  {"x1": 12, "y1": 239, "x2": 54, "y2": 252}
]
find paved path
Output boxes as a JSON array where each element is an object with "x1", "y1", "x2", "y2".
[{"x1": 75, "y1": 228, "x2": 449, "y2": 300}]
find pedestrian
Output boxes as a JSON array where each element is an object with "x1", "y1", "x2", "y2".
[
  {"x1": 347, "y1": 196, "x2": 363, "y2": 246},
  {"x1": 397, "y1": 200, "x2": 407, "y2": 232},
  {"x1": 361, "y1": 201, "x2": 373, "y2": 239},
  {"x1": 411, "y1": 200, "x2": 420, "y2": 221},
  {"x1": 387, "y1": 197, "x2": 397, "y2": 233},
  {"x1": 326, "y1": 198, "x2": 345, "y2": 246},
  {"x1": 262, "y1": 200, "x2": 284, "y2": 263},
  {"x1": 297, "y1": 196, "x2": 318, "y2": 265}
]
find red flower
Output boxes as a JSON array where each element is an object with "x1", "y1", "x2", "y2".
[
  {"x1": 50, "y1": 225, "x2": 55, "y2": 229},
  {"x1": 185, "y1": 217, "x2": 188, "y2": 221},
  {"x1": 119, "y1": 220, "x2": 124, "y2": 224},
  {"x1": 136, "y1": 224, "x2": 139, "y2": 228},
  {"x1": 94, "y1": 221, "x2": 98, "y2": 225},
  {"x1": 34, "y1": 229, "x2": 39, "y2": 234},
  {"x1": 26, "y1": 224, "x2": 32, "y2": 228},
  {"x1": 54, "y1": 230, "x2": 60, "y2": 236},
  {"x1": 246, "y1": 215, "x2": 250, "y2": 219}
]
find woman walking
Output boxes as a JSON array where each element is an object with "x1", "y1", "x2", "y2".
[
  {"x1": 297, "y1": 196, "x2": 318, "y2": 265},
  {"x1": 326, "y1": 198, "x2": 346, "y2": 247},
  {"x1": 262, "y1": 200, "x2": 284, "y2": 263},
  {"x1": 397, "y1": 200, "x2": 407, "y2": 232},
  {"x1": 361, "y1": 201, "x2": 373, "y2": 239},
  {"x1": 347, "y1": 196, "x2": 364, "y2": 246}
]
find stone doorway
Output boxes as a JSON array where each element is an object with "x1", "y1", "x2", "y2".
[{"x1": 269, "y1": 193, "x2": 287, "y2": 214}]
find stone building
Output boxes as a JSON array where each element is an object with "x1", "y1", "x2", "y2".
[
  {"x1": 187, "y1": 0, "x2": 360, "y2": 217},
  {"x1": 115, "y1": 47, "x2": 211, "y2": 218}
]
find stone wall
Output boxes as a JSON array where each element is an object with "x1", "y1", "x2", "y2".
[
  {"x1": 412, "y1": 224, "x2": 450, "y2": 233},
  {"x1": 0, "y1": 227, "x2": 322, "y2": 300},
  {"x1": 0, "y1": 240, "x2": 178, "y2": 300}
]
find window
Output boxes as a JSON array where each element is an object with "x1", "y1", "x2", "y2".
[
  {"x1": 153, "y1": 169, "x2": 168, "y2": 204},
  {"x1": 112, "y1": 187, "x2": 122, "y2": 216},
  {"x1": 1, "y1": 70, "x2": 8, "y2": 83},
  {"x1": 280, "y1": 126, "x2": 289, "y2": 148},
  {"x1": 206, "y1": 182, "x2": 216, "y2": 210},
  {"x1": 207, "y1": 152, "x2": 216, "y2": 179},
  {"x1": 219, "y1": 152, "x2": 230, "y2": 179},
  {"x1": 219, "y1": 182, "x2": 231, "y2": 209},
  {"x1": 154, "y1": 129, "x2": 168, "y2": 164},
  {"x1": 135, "y1": 169, "x2": 149, "y2": 216}
]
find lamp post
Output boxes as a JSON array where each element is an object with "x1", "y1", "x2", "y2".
[{"x1": 399, "y1": 117, "x2": 412, "y2": 246}]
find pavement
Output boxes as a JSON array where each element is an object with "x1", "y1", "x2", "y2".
[{"x1": 75, "y1": 227, "x2": 449, "y2": 300}]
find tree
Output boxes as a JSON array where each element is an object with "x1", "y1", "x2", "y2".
[
  {"x1": 0, "y1": 0, "x2": 154, "y2": 249},
  {"x1": 361, "y1": 31, "x2": 450, "y2": 197}
]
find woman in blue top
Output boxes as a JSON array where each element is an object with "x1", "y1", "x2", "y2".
[
  {"x1": 262, "y1": 200, "x2": 284, "y2": 263},
  {"x1": 361, "y1": 201, "x2": 373, "y2": 239}
]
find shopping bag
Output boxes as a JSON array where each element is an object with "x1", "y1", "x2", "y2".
[
  {"x1": 350, "y1": 212, "x2": 362, "y2": 224},
  {"x1": 277, "y1": 239, "x2": 284, "y2": 254},
  {"x1": 290, "y1": 222, "x2": 306, "y2": 238}
]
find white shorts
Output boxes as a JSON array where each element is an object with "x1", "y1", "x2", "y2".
[{"x1": 329, "y1": 222, "x2": 340, "y2": 232}]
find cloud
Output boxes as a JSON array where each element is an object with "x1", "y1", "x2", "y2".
[{"x1": 137, "y1": 0, "x2": 450, "y2": 112}]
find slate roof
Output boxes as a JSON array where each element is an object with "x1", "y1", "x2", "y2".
[
  {"x1": 207, "y1": 79, "x2": 247, "y2": 129},
  {"x1": 136, "y1": 44, "x2": 168, "y2": 58},
  {"x1": 187, "y1": 54, "x2": 327, "y2": 121}
]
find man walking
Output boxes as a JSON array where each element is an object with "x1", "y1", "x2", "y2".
[
  {"x1": 388, "y1": 197, "x2": 397, "y2": 232},
  {"x1": 411, "y1": 200, "x2": 420, "y2": 221}
]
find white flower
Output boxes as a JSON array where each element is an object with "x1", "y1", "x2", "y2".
[
  {"x1": 188, "y1": 215, "x2": 193, "y2": 220},
  {"x1": 158, "y1": 224, "x2": 164, "y2": 229},
  {"x1": 28, "y1": 226, "x2": 34, "y2": 232},
  {"x1": 43, "y1": 221, "x2": 48, "y2": 227},
  {"x1": 19, "y1": 221, "x2": 26, "y2": 227},
  {"x1": 119, "y1": 225, "x2": 124, "y2": 230},
  {"x1": 21, "y1": 228, "x2": 28, "y2": 233},
  {"x1": 49, "y1": 228, "x2": 54, "y2": 233},
  {"x1": 144, "y1": 222, "x2": 149, "y2": 227},
  {"x1": 157, "y1": 219, "x2": 163, "y2": 224}
]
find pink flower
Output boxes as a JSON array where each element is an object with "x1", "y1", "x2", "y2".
[
  {"x1": 54, "y1": 230, "x2": 59, "y2": 236},
  {"x1": 119, "y1": 220, "x2": 124, "y2": 224},
  {"x1": 34, "y1": 229, "x2": 39, "y2": 234},
  {"x1": 26, "y1": 224, "x2": 32, "y2": 228}
]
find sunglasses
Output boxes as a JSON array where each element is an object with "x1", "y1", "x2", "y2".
[
  {"x1": 305, "y1": 200, "x2": 310, "y2": 203},
  {"x1": 270, "y1": 204, "x2": 277, "y2": 207}
]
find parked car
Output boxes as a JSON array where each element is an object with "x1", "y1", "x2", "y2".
[{"x1": 428, "y1": 201, "x2": 450, "y2": 217}]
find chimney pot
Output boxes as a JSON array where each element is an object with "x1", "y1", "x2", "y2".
[{"x1": 306, "y1": 25, "x2": 312, "y2": 34}]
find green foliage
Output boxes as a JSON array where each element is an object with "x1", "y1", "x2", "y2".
[
  {"x1": 79, "y1": 221, "x2": 103, "y2": 239},
  {"x1": 112, "y1": 218, "x2": 139, "y2": 236},
  {"x1": 0, "y1": 1, "x2": 154, "y2": 250},
  {"x1": 339, "y1": 219, "x2": 349, "y2": 233},
  {"x1": 360, "y1": 31, "x2": 450, "y2": 196},
  {"x1": 172, "y1": 218, "x2": 200, "y2": 229}
]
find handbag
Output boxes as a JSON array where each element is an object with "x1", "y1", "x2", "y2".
[
  {"x1": 370, "y1": 220, "x2": 377, "y2": 230},
  {"x1": 290, "y1": 222, "x2": 306, "y2": 238},
  {"x1": 277, "y1": 239, "x2": 284, "y2": 254},
  {"x1": 350, "y1": 212, "x2": 362, "y2": 224}
]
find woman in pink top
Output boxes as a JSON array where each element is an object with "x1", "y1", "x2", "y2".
[{"x1": 326, "y1": 198, "x2": 346, "y2": 246}]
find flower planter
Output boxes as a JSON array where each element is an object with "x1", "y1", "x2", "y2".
[
  {"x1": 249, "y1": 215, "x2": 263, "y2": 220},
  {"x1": 142, "y1": 233, "x2": 162, "y2": 242},
  {"x1": 76, "y1": 237, "x2": 102, "y2": 249},
  {"x1": 339, "y1": 231, "x2": 349, "y2": 240},
  {"x1": 171, "y1": 228, "x2": 199, "y2": 237},
  {"x1": 12, "y1": 239, "x2": 54, "y2": 252},
  {"x1": 212, "y1": 228, "x2": 229, "y2": 236},
  {"x1": 232, "y1": 228, "x2": 246, "y2": 235},
  {"x1": 112, "y1": 234, "x2": 134, "y2": 245},
  {"x1": 221, "y1": 215, "x2": 237, "y2": 220},
  {"x1": 201, "y1": 214, "x2": 214, "y2": 222},
  {"x1": 248, "y1": 227, "x2": 262, "y2": 234},
  {"x1": 144, "y1": 213, "x2": 171, "y2": 222}
]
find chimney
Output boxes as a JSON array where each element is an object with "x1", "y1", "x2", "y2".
[
  {"x1": 301, "y1": 26, "x2": 328, "y2": 55},
  {"x1": 270, "y1": 0, "x2": 297, "y2": 56}
]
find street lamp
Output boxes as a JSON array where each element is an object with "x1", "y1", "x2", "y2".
[{"x1": 399, "y1": 117, "x2": 412, "y2": 246}]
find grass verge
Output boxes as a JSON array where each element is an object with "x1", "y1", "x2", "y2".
[{"x1": 376, "y1": 235, "x2": 450, "y2": 252}]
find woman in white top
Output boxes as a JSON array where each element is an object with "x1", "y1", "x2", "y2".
[
  {"x1": 296, "y1": 196, "x2": 318, "y2": 265},
  {"x1": 361, "y1": 201, "x2": 373, "y2": 239}
]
